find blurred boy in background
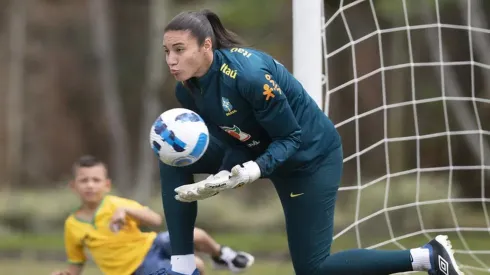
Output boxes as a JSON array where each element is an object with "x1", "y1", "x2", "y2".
[{"x1": 51, "y1": 155, "x2": 254, "y2": 275}]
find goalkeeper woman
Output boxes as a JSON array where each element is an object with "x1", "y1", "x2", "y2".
[{"x1": 157, "y1": 9, "x2": 463, "y2": 275}]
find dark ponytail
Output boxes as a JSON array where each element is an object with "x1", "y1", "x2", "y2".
[
  {"x1": 200, "y1": 10, "x2": 243, "y2": 49},
  {"x1": 164, "y1": 9, "x2": 244, "y2": 49}
]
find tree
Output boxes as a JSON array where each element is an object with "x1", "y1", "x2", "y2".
[
  {"x1": 88, "y1": 0, "x2": 132, "y2": 195},
  {"x1": 133, "y1": 0, "x2": 169, "y2": 203},
  {"x1": 5, "y1": 0, "x2": 27, "y2": 189}
]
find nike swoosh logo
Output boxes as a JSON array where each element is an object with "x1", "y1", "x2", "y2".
[{"x1": 290, "y1": 192, "x2": 304, "y2": 198}]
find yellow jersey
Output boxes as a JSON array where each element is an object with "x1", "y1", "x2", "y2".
[{"x1": 64, "y1": 195, "x2": 157, "y2": 275}]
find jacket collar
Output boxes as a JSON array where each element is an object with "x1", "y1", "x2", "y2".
[{"x1": 193, "y1": 50, "x2": 222, "y2": 88}]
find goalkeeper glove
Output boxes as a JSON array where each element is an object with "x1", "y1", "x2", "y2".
[
  {"x1": 174, "y1": 170, "x2": 230, "y2": 202},
  {"x1": 228, "y1": 160, "x2": 261, "y2": 188},
  {"x1": 198, "y1": 161, "x2": 261, "y2": 192},
  {"x1": 174, "y1": 161, "x2": 261, "y2": 202}
]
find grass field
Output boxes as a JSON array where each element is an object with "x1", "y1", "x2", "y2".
[
  {"x1": 0, "y1": 259, "x2": 294, "y2": 275},
  {"x1": 2, "y1": 177, "x2": 489, "y2": 274},
  {"x1": 1, "y1": 232, "x2": 489, "y2": 275}
]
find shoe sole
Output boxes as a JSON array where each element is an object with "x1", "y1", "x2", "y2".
[
  {"x1": 212, "y1": 252, "x2": 255, "y2": 273},
  {"x1": 435, "y1": 235, "x2": 464, "y2": 275},
  {"x1": 229, "y1": 252, "x2": 255, "y2": 273}
]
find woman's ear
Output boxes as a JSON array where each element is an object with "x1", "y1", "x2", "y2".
[{"x1": 204, "y1": 37, "x2": 213, "y2": 51}]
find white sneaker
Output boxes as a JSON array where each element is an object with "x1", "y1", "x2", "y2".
[
  {"x1": 423, "y1": 235, "x2": 464, "y2": 275},
  {"x1": 211, "y1": 246, "x2": 255, "y2": 273}
]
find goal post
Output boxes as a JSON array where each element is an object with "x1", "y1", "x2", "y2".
[
  {"x1": 293, "y1": 0, "x2": 490, "y2": 273},
  {"x1": 292, "y1": 0, "x2": 324, "y2": 110}
]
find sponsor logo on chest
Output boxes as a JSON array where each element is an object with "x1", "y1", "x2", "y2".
[
  {"x1": 220, "y1": 125, "x2": 250, "y2": 142},
  {"x1": 220, "y1": 63, "x2": 237, "y2": 79},
  {"x1": 247, "y1": 140, "x2": 261, "y2": 148}
]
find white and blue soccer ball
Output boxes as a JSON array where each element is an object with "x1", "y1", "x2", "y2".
[{"x1": 149, "y1": 108, "x2": 209, "y2": 167}]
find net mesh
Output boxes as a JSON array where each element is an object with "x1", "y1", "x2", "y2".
[{"x1": 322, "y1": 0, "x2": 490, "y2": 273}]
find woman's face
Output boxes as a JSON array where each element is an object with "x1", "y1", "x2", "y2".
[{"x1": 163, "y1": 30, "x2": 212, "y2": 81}]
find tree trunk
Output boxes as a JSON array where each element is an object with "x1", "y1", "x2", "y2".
[
  {"x1": 388, "y1": 31, "x2": 407, "y2": 174},
  {"x1": 459, "y1": 0, "x2": 490, "y2": 98},
  {"x1": 5, "y1": 0, "x2": 27, "y2": 189},
  {"x1": 88, "y1": 0, "x2": 132, "y2": 195},
  {"x1": 133, "y1": 0, "x2": 169, "y2": 203}
]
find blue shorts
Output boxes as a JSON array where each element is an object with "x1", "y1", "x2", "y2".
[{"x1": 133, "y1": 232, "x2": 172, "y2": 275}]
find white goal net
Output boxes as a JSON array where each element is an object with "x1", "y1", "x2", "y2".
[{"x1": 295, "y1": 0, "x2": 490, "y2": 274}]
